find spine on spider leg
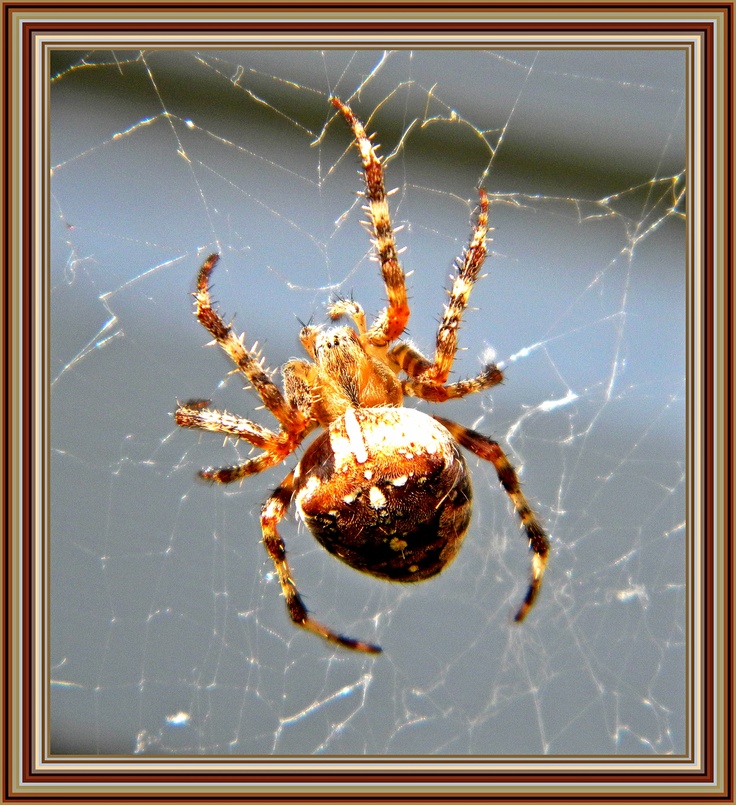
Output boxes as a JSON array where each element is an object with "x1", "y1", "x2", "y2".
[{"x1": 331, "y1": 96, "x2": 409, "y2": 344}]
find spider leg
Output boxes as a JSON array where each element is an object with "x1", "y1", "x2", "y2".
[
  {"x1": 383, "y1": 191, "x2": 496, "y2": 403},
  {"x1": 281, "y1": 360, "x2": 315, "y2": 418},
  {"x1": 387, "y1": 342, "x2": 432, "y2": 377},
  {"x1": 175, "y1": 401, "x2": 313, "y2": 483},
  {"x1": 261, "y1": 471, "x2": 383, "y2": 653},
  {"x1": 403, "y1": 366, "x2": 503, "y2": 403},
  {"x1": 199, "y1": 451, "x2": 287, "y2": 485},
  {"x1": 176, "y1": 400, "x2": 280, "y2": 449},
  {"x1": 191, "y1": 254, "x2": 306, "y2": 434},
  {"x1": 389, "y1": 342, "x2": 503, "y2": 402},
  {"x1": 435, "y1": 416, "x2": 550, "y2": 622},
  {"x1": 331, "y1": 96, "x2": 409, "y2": 346},
  {"x1": 422, "y1": 189, "x2": 490, "y2": 385}
]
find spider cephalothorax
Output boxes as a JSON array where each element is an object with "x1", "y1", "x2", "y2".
[{"x1": 175, "y1": 97, "x2": 550, "y2": 653}]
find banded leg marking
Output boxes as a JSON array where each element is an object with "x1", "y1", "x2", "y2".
[
  {"x1": 261, "y1": 471, "x2": 382, "y2": 653},
  {"x1": 435, "y1": 417, "x2": 550, "y2": 622}
]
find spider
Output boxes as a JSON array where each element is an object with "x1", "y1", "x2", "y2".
[{"x1": 175, "y1": 96, "x2": 550, "y2": 654}]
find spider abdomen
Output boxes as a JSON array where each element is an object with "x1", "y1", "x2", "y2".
[{"x1": 294, "y1": 407, "x2": 472, "y2": 582}]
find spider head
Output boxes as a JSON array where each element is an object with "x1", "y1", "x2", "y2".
[
  {"x1": 299, "y1": 324, "x2": 402, "y2": 420},
  {"x1": 300, "y1": 323, "x2": 363, "y2": 366}
]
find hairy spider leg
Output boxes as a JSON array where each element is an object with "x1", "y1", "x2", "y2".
[
  {"x1": 261, "y1": 471, "x2": 383, "y2": 654},
  {"x1": 435, "y1": 417, "x2": 550, "y2": 622},
  {"x1": 191, "y1": 253, "x2": 306, "y2": 433},
  {"x1": 174, "y1": 254, "x2": 312, "y2": 483},
  {"x1": 331, "y1": 96, "x2": 409, "y2": 347},
  {"x1": 424, "y1": 189, "x2": 490, "y2": 384},
  {"x1": 174, "y1": 402, "x2": 313, "y2": 483},
  {"x1": 385, "y1": 190, "x2": 500, "y2": 403},
  {"x1": 176, "y1": 401, "x2": 280, "y2": 448},
  {"x1": 392, "y1": 343, "x2": 504, "y2": 403}
]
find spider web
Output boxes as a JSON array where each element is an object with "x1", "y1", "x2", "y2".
[{"x1": 49, "y1": 49, "x2": 686, "y2": 756}]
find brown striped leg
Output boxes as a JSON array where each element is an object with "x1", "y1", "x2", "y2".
[
  {"x1": 389, "y1": 342, "x2": 503, "y2": 403},
  {"x1": 387, "y1": 342, "x2": 432, "y2": 377},
  {"x1": 191, "y1": 254, "x2": 306, "y2": 433},
  {"x1": 435, "y1": 417, "x2": 550, "y2": 621},
  {"x1": 423, "y1": 189, "x2": 489, "y2": 384},
  {"x1": 331, "y1": 97, "x2": 409, "y2": 346},
  {"x1": 385, "y1": 191, "x2": 495, "y2": 402},
  {"x1": 199, "y1": 451, "x2": 285, "y2": 485},
  {"x1": 261, "y1": 472, "x2": 382, "y2": 653},
  {"x1": 403, "y1": 364, "x2": 504, "y2": 403}
]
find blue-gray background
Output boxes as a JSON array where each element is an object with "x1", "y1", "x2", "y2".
[{"x1": 50, "y1": 49, "x2": 686, "y2": 755}]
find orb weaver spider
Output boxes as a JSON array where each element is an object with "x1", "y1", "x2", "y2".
[{"x1": 175, "y1": 97, "x2": 550, "y2": 653}]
